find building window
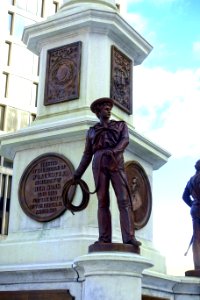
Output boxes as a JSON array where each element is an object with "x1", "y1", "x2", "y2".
[
  {"x1": 5, "y1": 41, "x2": 12, "y2": 66},
  {"x1": 7, "y1": 12, "x2": 14, "y2": 35},
  {"x1": 53, "y1": 1, "x2": 59, "y2": 13},
  {"x1": 15, "y1": 0, "x2": 27, "y2": 10},
  {"x1": 0, "y1": 106, "x2": 5, "y2": 131},
  {"x1": 37, "y1": 0, "x2": 44, "y2": 17},
  {"x1": 15, "y1": 0, "x2": 43, "y2": 16},
  {"x1": 3, "y1": 158, "x2": 13, "y2": 169},
  {"x1": 37, "y1": 57, "x2": 40, "y2": 76},
  {"x1": 2, "y1": 73, "x2": 9, "y2": 98},
  {"x1": 30, "y1": 113, "x2": 36, "y2": 124},
  {"x1": 32, "y1": 82, "x2": 38, "y2": 107},
  {"x1": 13, "y1": 14, "x2": 32, "y2": 39},
  {"x1": 41, "y1": 0, "x2": 45, "y2": 17},
  {"x1": 48, "y1": 1, "x2": 59, "y2": 16},
  {"x1": 27, "y1": 0, "x2": 43, "y2": 16},
  {"x1": 32, "y1": 55, "x2": 39, "y2": 76},
  {"x1": 0, "y1": 157, "x2": 13, "y2": 236},
  {"x1": 7, "y1": 0, "x2": 14, "y2": 5},
  {"x1": 116, "y1": 3, "x2": 120, "y2": 10}
]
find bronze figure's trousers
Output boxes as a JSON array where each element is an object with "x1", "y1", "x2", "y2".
[
  {"x1": 93, "y1": 166, "x2": 134, "y2": 243},
  {"x1": 191, "y1": 205, "x2": 200, "y2": 269}
]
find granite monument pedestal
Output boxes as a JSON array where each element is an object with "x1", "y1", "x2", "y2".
[{"x1": 74, "y1": 252, "x2": 153, "y2": 300}]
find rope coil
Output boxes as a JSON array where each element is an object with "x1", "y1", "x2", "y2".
[
  {"x1": 62, "y1": 153, "x2": 132, "y2": 214},
  {"x1": 62, "y1": 178, "x2": 90, "y2": 213}
]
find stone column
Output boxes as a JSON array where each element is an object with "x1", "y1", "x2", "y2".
[
  {"x1": 74, "y1": 252, "x2": 153, "y2": 300},
  {"x1": 61, "y1": 0, "x2": 117, "y2": 10}
]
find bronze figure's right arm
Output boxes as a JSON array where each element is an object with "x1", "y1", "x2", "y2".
[{"x1": 74, "y1": 130, "x2": 93, "y2": 179}]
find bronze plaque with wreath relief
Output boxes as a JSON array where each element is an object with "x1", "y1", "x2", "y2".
[
  {"x1": 110, "y1": 45, "x2": 132, "y2": 114},
  {"x1": 19, "y1": 153, "x2": 75, "y2": 222},
  {"x1": 125, "y1": 161, "x2": 152, "y2": 229},
  {"x1": 44, "y1": 41, "x2": 82, "y2": 105}
]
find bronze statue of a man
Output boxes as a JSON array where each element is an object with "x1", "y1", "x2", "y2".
[
  {"x1": 74, "y1": 97, "x2": 140, "y2": 247},
  {"x1": 182, "y1": 160, "x2": 200, "y2": 270}
]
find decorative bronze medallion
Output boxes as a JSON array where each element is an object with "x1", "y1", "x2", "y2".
[
  {"x1": 19, "y1": 154, "x2": 75, "y2": 222},
  {"x1": 44, "y1": 41, "x2": 82, "y2": 105},
  {"x1": 125, "y1": 161, "x2": 152, "y2": 229},
  {"x1": 110, "y1": 45, "x2": 132, "y2": 114}
]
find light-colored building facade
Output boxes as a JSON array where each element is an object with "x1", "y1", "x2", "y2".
[{"x1": 0, "y1": 0, "x2": 63, "y2": 235}]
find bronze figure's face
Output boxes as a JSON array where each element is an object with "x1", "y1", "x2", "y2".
[{"x1": 97, "y1": 102, "x2": 112, "y2": 120}]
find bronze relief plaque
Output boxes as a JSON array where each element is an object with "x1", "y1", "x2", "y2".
[
  {"x1": 110, "y1": 45, "x2": 132, "y2": 114},
  {"x1": 44, "y1": 41, "x2": 82, "y2": 105},
  {"x1": 19, "y1": 154, "x2": 75, "y2": 222},
  {"x1": 125, "y1": 161, "x2": 152, "y2": 229}
]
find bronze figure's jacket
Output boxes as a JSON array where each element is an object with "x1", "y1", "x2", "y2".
[
  {"x1": 75, "y1": 120, "x2": 129, "y2": 178},
  {"x1": 183, "y1": 173, "x2": 200, "y2": 218}
]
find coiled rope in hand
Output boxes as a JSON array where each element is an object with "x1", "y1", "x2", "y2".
[
  {"x1": 62, "y1": 152, "x2": 132, "y2": 214},
  {"x1": 62, "y1": 178, "x2": 90, "y2": 214}
]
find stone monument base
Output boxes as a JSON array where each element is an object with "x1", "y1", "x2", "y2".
[
  {"x1": 185, "y1": 269, "x2": 200, "y2": 277},
  {"x1": 74, "y1": 252, "x2": 153, "y2": 300},
  {"x1": 88, "y1": 242, "x2": 140, "y2": 254}
]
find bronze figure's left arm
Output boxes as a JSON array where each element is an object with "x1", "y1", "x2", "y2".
[
  {"x1": 112, "y1": 122, "x2": 129, "y2": 154},
  {"x1": 182, "y1": 181, "x2": 193, "y2": 207}
]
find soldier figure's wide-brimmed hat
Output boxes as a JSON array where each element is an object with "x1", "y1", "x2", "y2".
[{"x1": 90, "y1": 97, "x2": 114, "y2": 114}]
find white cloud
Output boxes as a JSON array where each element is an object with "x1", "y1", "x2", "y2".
[
  {"x1": 133, "y1": 66, "x2": 200, "y2": 158},
  {"x1": 126, "y1": 0, "x2": 143, "y2": 3},
  {"x1": 125, "y1": 12, "x2": 147, "y2": 33},
  {"x1": 117, "y1": 0, "x2": 157, "y2": 46},
  {"x1": 118, "y1": 1, "x2": 147, "y2": 33},
  {"x1": 119, "y1": 0, "x2": 179, "y2": 7},
  {"x1": 149, "y1": 0, "x2": 178, "y2": 4},
  {"x1": 193, "y1": 41, "x2": 200, "y2": 57}
]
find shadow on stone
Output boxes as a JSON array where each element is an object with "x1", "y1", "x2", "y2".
[
  {"x1": 185, "y1": 269, "x2": 200, "y2": 277},
  {"x1": 88, "y1": 242, "x2": 140, "y2": 254}
]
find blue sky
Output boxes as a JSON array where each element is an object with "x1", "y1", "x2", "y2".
[
  {"x1": 127, "y1": 0, "x2": 200, "y2": 71},
  {"x1": 119, "y1": 0, "x2": 200, "y2": 275}
]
